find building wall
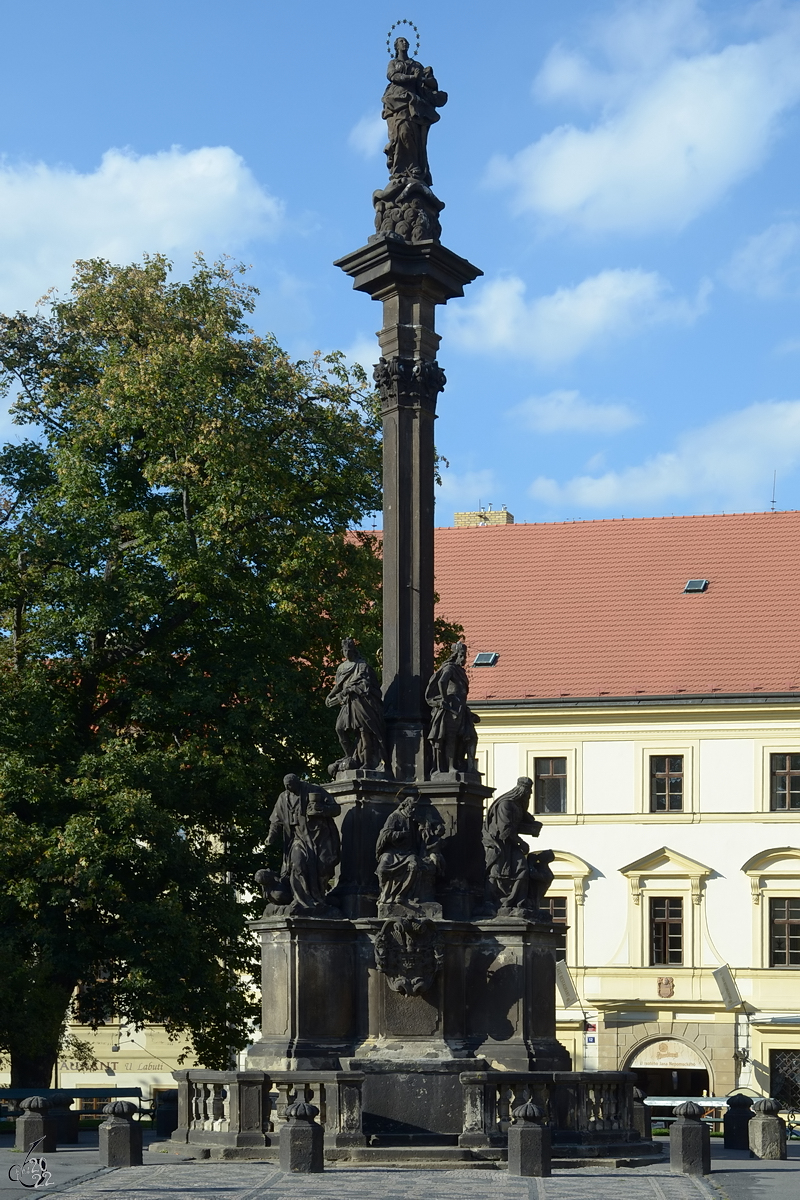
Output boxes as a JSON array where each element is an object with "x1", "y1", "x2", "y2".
[{"x1": 474, "y1": 697, "x2": 800, "y2": 1098}]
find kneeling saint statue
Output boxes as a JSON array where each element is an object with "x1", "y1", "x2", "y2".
[
  {"x1": 481, "y1": 776, "x2": 555, "y2": 918},
  {"x1": 259, "y1": 774, "x2": 342, "y2": 916}
]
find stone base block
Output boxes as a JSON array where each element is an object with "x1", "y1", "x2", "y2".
[
  {"x1": 352, "y1": 1058, "x2": 478, "y2": 1140},
  {"x1": 669, "y1": 1119, "x2": 710, "y2": 1175},
  {"x1": 507, "y1": 1123, "x2": 551, "y2": 1177},
  {"x1": 99, "y1": 1118, "x2": 143, "y2": 1167},
  {"x1": 14, "y1": 1113, "x2": 57, "y2": 1154},
  {"x1": 749, "y1": 1114, "x2": 787, "y2": 1160},
  {"x1": 279, "y1": 1120, "x2": 324, "y2": 1172}
]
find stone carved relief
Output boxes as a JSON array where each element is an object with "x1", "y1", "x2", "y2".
[
  {"x1": 657, "y1": 977, "x2": 675, "y2": 999},
  {"x1": 325, "y1": 637, "x2": 386, "y2": 778},
  {"x1": 258, "y1": 774, "x2": 342, "y2": 917},
  {"x1": 426, "y1": 641, "x2": 480, "y2": 777},
  {"x1": 373, "y1": 356, "x2": 446, "y2": 411},
  {"x1": 374, "y1": 916, "x2": 444, "y2": 996},
  {"x1": 375, "y1": 786, "x2": 445, "y2": 917},
  {"x1": 480, "y1": 776, "x2": 555, "y2": 918},
  {"x1": 372, "y1": 36, "x2": 447, "y2": 244}
]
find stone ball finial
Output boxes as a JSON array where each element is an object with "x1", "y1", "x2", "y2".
[
  {"x1": 20, "y1": 1096, "x2": 53, "y2": 1112},
  {"x1": 102, "y1": 1100, "x2": 138, "y2": 1118},
  {"x1": 285, "y1": 1100, "x2": 319, "y2": 1122},
  {"x1": 673, "y1": 1101, "x2": 703, "y2": 1120},
  {"x1": 753, "y1": 1097, "x2": 782, "y2": 1115},
  {"x1": 727, "y1": 1093, "x2": 754, "y2": 1109},
  {"x1": 511, "y1": 1100, "x2": 546, "y2": 1124}
]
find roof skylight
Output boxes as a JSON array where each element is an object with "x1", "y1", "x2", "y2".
[
  {"x1": 473, "y1": 652, "x2": 499, "y2": 667},
  {"x1": 684, "y1": 579, "x2": 709, "y2": 593}
]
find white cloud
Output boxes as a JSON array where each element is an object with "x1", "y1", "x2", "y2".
[
  {"x1": 0, "y1": 146, "x2": 283, "y2": 314},
  {"x1": 723, "y1": 222, "x2": 800, "y2": 298},
  {"x1": 535, "y1": 0, "x2": 709, "y2": 109},
  {"x1": 348, "y1": 113, "x2": 385, "y2": 159},
  {"x1": 492, "y1": 11, "x2": 800, "y2": 234},
  {"x1": 446, "y1": 269, "x2": 709, "y2": 367},
  {"x1": 342, "y1": 334, "x2": 380, "y2": 376},
  {"x1": 510, "y1": 389, "x2": 639, "y2": 434},
  {"x1": 435, "y1": 468, "x2": 498, "y2": 515},
  {"x1": 530, "y1": 399, "x2": 800, "y2": 512}
]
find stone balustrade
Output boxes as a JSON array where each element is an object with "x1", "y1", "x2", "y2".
[
  {"x1": 459, "y1": 1071, "x2": 639, "y2": 1151},
  {"x1": 172, "y1": 1069, "x2": 365, "y2": 1156}
]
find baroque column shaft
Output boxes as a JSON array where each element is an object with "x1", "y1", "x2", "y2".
[{"x1": 335, "y1": 241, "x2": 481, "y2": 780}]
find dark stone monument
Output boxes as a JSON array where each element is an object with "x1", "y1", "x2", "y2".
[
  {"x1": 98, "y1": 1100, "x2": 143, "y2": 1168},
  {"x1": 173, "y1": 29, "x2": 654, "y2": 1167},
  {"x1": 669, "y1": 1102, "x2": 710, "y2": 1176}
]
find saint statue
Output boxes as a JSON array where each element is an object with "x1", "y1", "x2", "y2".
[
  {"x1": 381, "y1": 36, "x2": 447, "y2": 186},
  {"x1": 425, "y1": 641, "x2": 480, "y2": 775},
  {"x1": 376, "y1": 786, "x2": 445, "y2": 913},
  {"x1": 372, "y1": 36, "x2": 447, "y2": 243},
  {"x1": 261, "y1": 774, "x2": 342, "y2": 915},
  {"x1": 325, "y1": 637, "x2": 386, "y2": 775},
  {"x1": 481, "y1": 776, "x2": 555, "y2": 917}
]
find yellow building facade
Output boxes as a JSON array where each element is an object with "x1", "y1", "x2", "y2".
[{"x1": 473, "y1": 694, "x2": 800, "y2": 1102}]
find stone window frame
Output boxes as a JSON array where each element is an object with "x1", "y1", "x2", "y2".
[
  {"x1": 742, "y1": 847, "x2": 800, "y2": 968},
  {"x1": 755, "y1": 741, "x2": 800, "y2": 814},
  {"x1": 525, "y1": 747, "x2": 578, "y2": 819},
  {"x1": 634, "y1": 743, "x2": 696, "y2": 817},
  {"x1": 549, "y1": 850, "x2": 592, "y2": 968},
  {"x1": 620, "y1": 846, "x2": 712, "y2": 969}
]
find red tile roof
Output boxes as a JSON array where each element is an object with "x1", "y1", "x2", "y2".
[{"x1": 432, "y1": 512, "x2": 800, "y2": 701}]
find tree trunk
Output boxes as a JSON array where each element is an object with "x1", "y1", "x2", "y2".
[
  {"x1": 8, "y1": 978, "x2": 76, "y2": 1089},
  {"x1": 10, "y1": 1047, "x2": 59, "y2": 1089}
]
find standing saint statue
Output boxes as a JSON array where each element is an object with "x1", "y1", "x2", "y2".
[
  {"x1": 372, "y1": 36, "x2": 448, "y2": 243},
  {"x1": 260, "y1": 774, "x2": 342, "y2": 915},
  {"x1": 481, "y1": 776, "x2": 555, "y2": 918},
  {"x1": 382, "y1": 36, "x2": 447, "y2": 186},
  {"x1": 325, "y1": 637, "x2": 386, "y2": 775},
  {"x1": 425, "y1": 641, "x2": 480, "y2": 775},
  {"x1": 376, "y1": 786, "x2": 445, "y2": 913}
]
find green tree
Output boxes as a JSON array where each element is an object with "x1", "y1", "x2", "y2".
[{"x1": 0, "y1": 255, "x2": 384, "y2": 1086}]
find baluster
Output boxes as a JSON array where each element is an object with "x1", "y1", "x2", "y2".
[
  {"x1": 308, "y1": 1081, "x2": 325, "y2": 1127},
  {"x1": 211, "y1": 1084, "x2": 226, "y2": 1127},
  {"x1": 262, "y1": 1084, "x2": 274, "y2": 1134}
]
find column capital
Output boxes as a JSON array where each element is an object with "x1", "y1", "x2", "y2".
[{"x1": 335, "y1": 235, "x2": 482, "y2": 304}]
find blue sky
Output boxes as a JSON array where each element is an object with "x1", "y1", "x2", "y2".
[{"x1": 2, "y1": 0, "x2": 800, "y2": 524}]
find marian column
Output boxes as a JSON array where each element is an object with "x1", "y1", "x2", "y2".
[{"x1": 335, "y1": 31, "x2": 481, "y2": 782}]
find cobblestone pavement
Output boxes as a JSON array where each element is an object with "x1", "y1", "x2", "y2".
[{"x1": 17, "y1": 1162, "x2": 721, "y2": 1200}]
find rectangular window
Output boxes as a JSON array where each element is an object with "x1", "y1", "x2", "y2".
[
  {"x1": 770, "y1": 754, "x2": 800, "y2": 811},
  {"x1": 650, "y1": 755, "x2": 684, "y2": 812},
  {"x1": 546, "y1": 895, "x2": 568, "y2": 962},
  {"x1": 770, "y1": 1049, "x2": 800, "y2": 1109},
  {"x1": 534, "y1": 757, "x2": 567, "y2": 814},
  {"x1": 650, "y1": 897, "x2": 683, "y2": 965},
  {"x1": 770, "y1": 897, "x2": 800, "y2": 966}
]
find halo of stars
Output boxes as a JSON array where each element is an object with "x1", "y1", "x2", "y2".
[{"x1": 386, "y1": 19, "x2": 420, "y2": 57}]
